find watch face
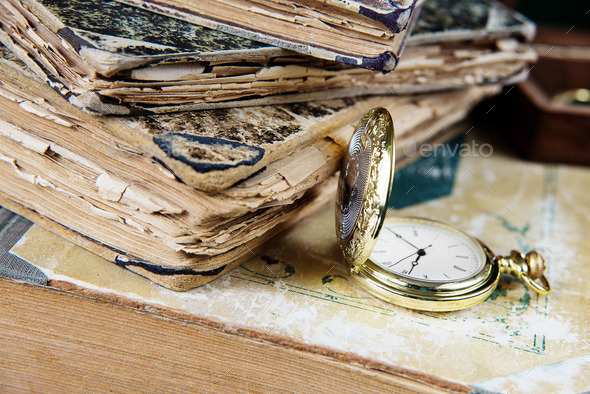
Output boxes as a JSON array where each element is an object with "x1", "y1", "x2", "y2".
[{"x1": 369, "y1": 220, "x2": 486, "y2": 283}]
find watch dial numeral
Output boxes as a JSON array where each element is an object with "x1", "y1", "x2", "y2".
[
  {"x1": 456, "y1": 255, "x2": 468, "y2": 258},
  {"x1": 453, "y1": 265, "x2": 466, "y2": 272}
]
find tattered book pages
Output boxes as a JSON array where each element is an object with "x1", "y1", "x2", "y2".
[
  {"x1": 0, "y1": 0, "x2": 534, "y2": 114},
  {"x1": 0, "y1": 48, "x2": 500, "y2": 289},
  {"x1": 0, "y1": 47, "x2": 501, "y2": 192}
]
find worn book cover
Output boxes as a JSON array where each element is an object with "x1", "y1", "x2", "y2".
[
  {"x1": 115, "y1": 0, "x2": 422, "y2": 72},
  {"x1": 0, "y1": 0, "x2": 535, "y2": 114}
]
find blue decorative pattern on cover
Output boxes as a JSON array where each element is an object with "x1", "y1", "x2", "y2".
[
  {"x1": 357, "y1": 2, "x2": 415, "y2": 33},
  {"x1": 152, "y1": 134, "x2": 265, "y2": 173}
]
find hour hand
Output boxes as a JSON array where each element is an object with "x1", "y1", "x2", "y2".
[{"x1": 407, "y1": 254, "x2": 423, "y2": 274}]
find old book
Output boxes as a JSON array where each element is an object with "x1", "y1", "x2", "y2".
[
  {"x1": 0, "y1": 277, "x2": 470, "y2": 392},
  {"x1": 0, "y1": 43, "x2": 501, "y2": 193},
  {"x1": 0, "y1": 0, "x2": 535, "y2": 114},
  {"x1": 115, "y1": 0, "x2": 423, "y2": 72},
  {"x1": 0, "y1": 48, "x2": 500, "y2": 289}
]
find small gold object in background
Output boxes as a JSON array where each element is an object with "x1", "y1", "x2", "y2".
[{"x1": 551, "y1": 88, "x2": 590, "y2": 106}]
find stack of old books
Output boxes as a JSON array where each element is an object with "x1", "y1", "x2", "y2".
[{"x1": 0, "y1": 0, "x2": 536, "y2": 290}]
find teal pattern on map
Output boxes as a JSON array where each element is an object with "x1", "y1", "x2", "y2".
[{"x1": 389, "y1": 135, "x2": 463, "y2": 209}]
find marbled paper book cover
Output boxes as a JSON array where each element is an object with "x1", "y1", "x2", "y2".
[{"x1": 114, "y1": 0, "x2": 423, "y2": 72}]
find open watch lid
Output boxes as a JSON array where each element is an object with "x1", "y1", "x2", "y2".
[{"x1": 336, "y1": 107, "x2": 395, "y2": 268}]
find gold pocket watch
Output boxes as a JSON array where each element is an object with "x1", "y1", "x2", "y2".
[{"x1": 336, "y1": 108, "x2": 551, "y2": 312}]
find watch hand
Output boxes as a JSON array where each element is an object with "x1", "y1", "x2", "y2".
[
  {"x1": 389, "y1": 251, "x2": 418, "y2": 267},
  {"x1": 388, "y1": 245, "x2": 432, "y2": 268},
  {"x1": 407, "y1": 254, "x2": 423, "y2": 275},
  {"x1": 386, "y1": 227, "x2": 420, "y2": 250}
]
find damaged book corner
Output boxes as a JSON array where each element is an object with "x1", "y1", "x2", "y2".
[{"x1": 0, "y1": 0, "x2": 536, "y2": 290}]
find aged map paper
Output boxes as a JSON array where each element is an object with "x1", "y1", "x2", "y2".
[{"x1": 6, "y1": 129, "x2": 590, "y2": 390}]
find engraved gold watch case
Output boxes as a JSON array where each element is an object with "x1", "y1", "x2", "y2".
[{"x1": 335, "y1": 108, "x2": 551, "y2": 311}]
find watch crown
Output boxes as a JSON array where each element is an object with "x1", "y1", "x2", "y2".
[
  {"x1": 496, "y1": 250, "x2": 551, "y2": 295},
  {"x1": 525, "y1": 251, "x2": 546, "y2": 280}
]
